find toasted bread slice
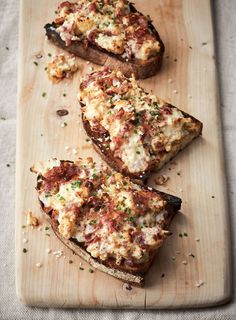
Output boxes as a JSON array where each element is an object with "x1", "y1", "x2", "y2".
[
  {"x1": 44, "y1": 1, "x2": 164, "y2": 79},
  {"x1": 31, "y1": 158, "x2": 181, "y2": 286},
  {"x1": 79, "y1": 68, "x2": 203, "y2": 181}
]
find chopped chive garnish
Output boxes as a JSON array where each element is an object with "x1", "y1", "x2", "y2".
[{"x1": 71, "y1": 180, "x2": 81, "y2": 189}]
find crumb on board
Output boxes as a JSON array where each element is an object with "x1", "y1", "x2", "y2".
[
  {"x1": 61, "y1": 122, "x2": 67, "y2": 128},
  {"x1": 36, "y1": 53, "x2": 43, "y2": 59},
  {"x1": 47, "y1": 53, "x2": 79, "y2": 83},
  {"x1": 188, "y1": 253, "x2": 195, "y2": 258},
  {"x1": 195, "y1": 280, "x2": 204, "y2": 288},
  {"x1": 154, "y1": 175, "x2": 169, "y2": 186},
  {"x1": 123, "y1": 283, "x2": 132, "y2": 291},
  {"x1": 52, "y1": 250, "x2": 64, "y2": 259},
  {"x1": 27, "y1": 211, "x2": 39, "y2": 227},
  {"x1": 36, "y1": 262, "x2": 43, "y2": 268}
]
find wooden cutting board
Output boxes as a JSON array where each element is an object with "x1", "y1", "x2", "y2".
[{"x1": 15, "y1": 0, "x2": 231, "y2": 309}]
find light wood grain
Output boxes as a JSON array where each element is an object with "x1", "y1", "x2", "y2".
[{"x1": 15, "y1": 0, "x2": 231, "y2": 308}]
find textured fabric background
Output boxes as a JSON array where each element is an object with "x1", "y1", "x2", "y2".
[{"x1": 0, "y1": 0, "x2": 235, "y2": 319}]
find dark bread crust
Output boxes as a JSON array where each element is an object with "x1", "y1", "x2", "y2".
[
  {"x1": 80, "y1": 103, "x2": 203, "y2": 181},
  {"x1": 36, "y1": 166, "x2": 181, "y2": 286},
  {"x1": 44, "y1": 4, "x2": 165, "y2": 79}
]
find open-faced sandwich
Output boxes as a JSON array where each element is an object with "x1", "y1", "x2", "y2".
[
  {"x1": 45, "y1": 0, "x2": 164, "y2": 79},
  {"x1": 79, "y1": 68, "x2": 203, "y2": 181},
  {"x1": 32, "y1": 157, "x2": 181, "y2": 286}
]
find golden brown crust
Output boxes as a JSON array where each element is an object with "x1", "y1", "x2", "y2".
[{"x1": 44, "y1": 4, "x2": 165, "y2": 79}]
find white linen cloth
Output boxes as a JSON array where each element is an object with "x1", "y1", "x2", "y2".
[{"x1": 0, "y1": 0, "x2": 235, "y2": 319}]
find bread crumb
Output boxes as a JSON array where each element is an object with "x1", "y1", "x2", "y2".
[
  {"x1": 27, "y1": 211, "x2": 39, "y2": 227},
  {"x1": 36, "y1": 262, "x2": 42, "y2": 268},
  {"x1": 123, "y1": 283, "x2": 132, "y2": 291},
  {"x1": 195, "y1": 280, "x2": 204, "y2": 288},
  {"x1": 46, "y1": 248, "x2": 52, "y2": 254},
  {"x1": 72, "y1": 148, "x2": 78, "y2": 155},
  {"x1": 65, "y1": 146, "x2": 70, "y2": 151},
  {"x1": 173, "y1": 89, "x2": 178, "y2": 94},
  {"x1": 168, "y1": 78, "x2": 174, "y2": 84},
  {"x1": 154, "y1": 175, "x2": 169, "y2": 185},
  {"x1": 52, "y1": 250, "x2": 64, "y2": 259},
  {"x1": 23, "y1": 238, "x2": 28, "y2": 244},
  {"x1": 182, "y1": 260, "x2": 188, "y2": 265},
  {"x1": 195, "y1": 238, "x2": 200, "y2": 242}
]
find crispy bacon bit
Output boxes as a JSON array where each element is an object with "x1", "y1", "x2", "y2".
[
  {"x1": 54, "y1": 17, "x2": 66, "y2": 25},
  {"x1": 87, "y1": 29, "x2": 99, "y2": 43},
  {"x1": 162, "y1": 105, "x2": 173, "y2": 115},
  {"x1": 59, "y1": 1, "x2": 73, "y2": 9},
  {"x1": 43, "y1": 162, "x2": 81, "y2": 192},
  {"x1": 88, "y1": 2, "x2": 98, "y2": 13}
]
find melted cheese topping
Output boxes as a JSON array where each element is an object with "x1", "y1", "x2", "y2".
[
  {"x1": 53, "y1": 0, "x2": 160, "y2": 60},
  {"x1": 47, "y1": 53, "x2": 79, "y2": 82},
  {"x1": 79, "y1": 69, "x2": 198, "y2": 173},
  {"x1": 35, "y1": 158, "x2": 171, "y2": 265}
]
